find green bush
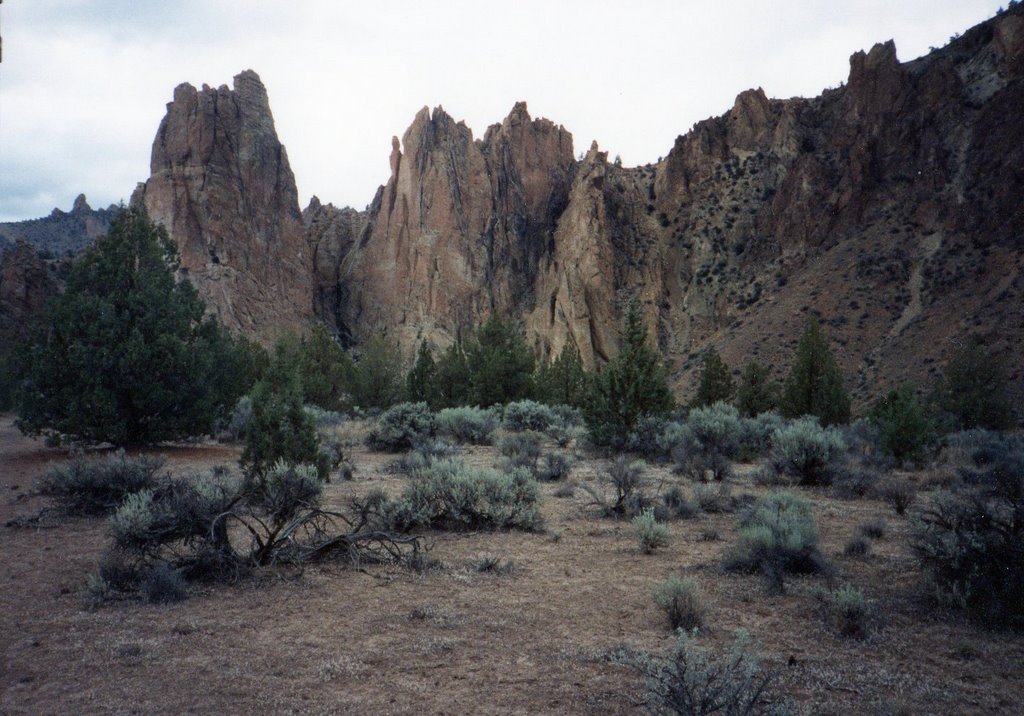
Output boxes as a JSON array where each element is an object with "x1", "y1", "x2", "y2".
[
  {"x1": 221, "y1": 396, "x2": 253, "y2": 442},
  {"x1": 693, "y1": 483, "x2": 735, "y2": 514},
  {"x1": 879, "y1": 477, "x2": 917, "y2": 515},
  {"x1": 626, "y1": 414, "x2": 670, "y2": 460},
  {"x1": 503, "y1": 400, "x2": 557, "y2": 432},
  {"x1": 140, "y1": 563, "x2": 188, "y2": 604},
  {"x1": 534, "y1": 343, "x2": 588, "y2": 408},
  {"x1": 653, "y1": 576, "x2": 704, "y2": 630},
  {"x1": 913, "y1": 454, "x2": 1024, "y2": 627},
  {"x1": 535, "y1": 452, "x2": 573, "y2": 482},
  {"x1": 385, "y1": 458, "x2": 542, "y2": 532},
  {"x1": 498, "y1": 431, "x2": 542, "y2": 470},
  {"x1": 662, "y1": 484, "x2": 698, "y2": 519},
  {"x1": 436, "y1": 406, "x2": 499, "y2": 444},
  {"x1": 869, "y1": 385, "x2": 933, "y2": 465},
  {"x1": 724, "y1": 491, "x2": 829, "y2": 589},
  {"x1": 633, "y1": 508, "x2": 671, "y2": 553},
  {"x1": 931, "y1": 341, "x2": 1015, "y2": 431},
  {"x1": 39, "y1": 451, "x2": 165, "y2": 515},
  {"x1": 611, "y1": 630, "x2": 786, "y2": 715},
  {"x1": 830, "y1": 585, "x2": 870, "y2": 638},
  {"x1": 770, "y1": 417, "x2": 846, "y2": 485},
  {"x1": 583, "y1": 456, "x2": 650, "y2": 517},
  {"x1": 366, "y1": 402, "x2": 436, "y2": 452},
  {"x1": 739, "y1": 412, "x2": 785, "y2": 459},
  {"x1": 465, "y1": 314, "x2": 535, "y2": 406},
  {"x1": 241, "y1": 365, "x2": 325, "y2": 479}
]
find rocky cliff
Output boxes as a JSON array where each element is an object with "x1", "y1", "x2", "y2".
[
  {"x1": 318, "y1": 5, "x2": 1023, "y2": 406},
  {"x1": 0, "y1": 194, "x2": 115, "y2": 257},
  {"x1": 132, "y1": 70, "x2": 313, "y2": 344}
]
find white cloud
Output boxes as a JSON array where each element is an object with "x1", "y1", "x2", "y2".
[{"x1": 0, "y1": 0, "x2": 1007, "y2": 221}]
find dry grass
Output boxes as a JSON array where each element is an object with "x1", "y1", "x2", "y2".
[{"x1": 2, "y1": 416, "x2": 1022, "y2": 714}]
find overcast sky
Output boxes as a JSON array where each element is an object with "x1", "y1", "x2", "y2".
[{"x1": 0, "y1": 0, "x2": 1006, "y2": 222}]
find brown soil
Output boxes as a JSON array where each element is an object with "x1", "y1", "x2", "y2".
[{"x1": 2, "y1": 416, "x2": 1022, "y2": 714}]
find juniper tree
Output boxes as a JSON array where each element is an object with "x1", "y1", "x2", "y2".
[
  {"x1": 15, "y1": 207, "x2": 247, "y2": 445},
  {"x1": 780, "y1": 319, "x2": 850, "y2": 426},
  {"x1": 931, "y1": 341, "x2": 1015, "y2": 430},
  {"x1": 406, "y1": 340, "x2": 440, "y2": 408},
  {"x1": 735, "y1": 360, "x2": 780, "y2": 417},
  {"x1": 465, "y1": 314, "x2": 535, "y2": 406},
  {"x1": 535, "y1": 341, "x2": 588, "y2": 408},
  {"x1": 691, "y1": 348, "x2": 735, "y2": 408},
  {"x1": 585, "y1": 299, "x2": 674, "y2": 446}
]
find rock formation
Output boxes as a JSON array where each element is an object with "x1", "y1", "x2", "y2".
[
  {"x1": 132, "y1": 70, "x2": 313, "y2": 343},
  {"x1": 334, "y1": 102, "x2": 574, "y2": 353},
  {"x1": 0, "y1": 240, "x2": 65, "y2": 335},
  {"x1": 0, "y1": 194, "x2": 116, "y2": 257}
]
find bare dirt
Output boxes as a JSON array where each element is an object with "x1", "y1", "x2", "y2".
[{"x1": 2, "y1": 416, "x2": 1022, "y2": 715}]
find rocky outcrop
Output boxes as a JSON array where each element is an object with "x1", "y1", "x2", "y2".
[
  {"x1": 133, "y1": 70, "x2": 313, "y2": 343},
  {"x1": 0, "y1": 194, "x2": 116, "y2": 257},
  {"x1": 336, "y1": 102, "x2": 574, "y2": 354},
  {"x1": 0, "y1": 240, "x2": 64, "y2": 334},
  {"x1": 321, "y1": 5, "x2": 1024, "y2": 407}
]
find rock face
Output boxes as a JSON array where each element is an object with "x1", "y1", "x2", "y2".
[
  {"x1": 0, "y1": 194, "x2": 116, "y2": 257},
  {"x1": 133, "y1": 70, "x2": 313, "y2": 343},
  {"x1": 335, "y1": 102, "x2": 574, "y2": 353},
  {"x1": 320, "y1": 5, "x2": 1024, "y2": 406},
  {"x1": 0, "y1": 240, "x2": 65, "y2": 335}
]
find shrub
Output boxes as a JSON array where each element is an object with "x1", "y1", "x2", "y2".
[
  {"x1": 662, "y1": 484, "x2": 698, "y2": 519},
  {"x1": 633, "y1": 509, "x2": 671, "y2": 553},
  {"x1": 653, "y1": 576, "x2": 704, "y2": 630},
  {"x1": 724, "y1": 491, "x2": 829, "y2": 590},
  {"x1": 611, "y1": 630, "x2": 785, "y2": 716},
  {"x1": 242, "y1": 364, "x2": 325, "y2": 479},
  {"x1": 912, "y1": 471, "x2": 1024, "y2": 627},
  {"x1": 140, "y1": 563, "x2": 188, "y2": 604},
  {"x1": 931, "y1": 341, "x2": 1015, "y2": 431},
  {"x1": 738, "y1": 412, "x2": 785, "y2": 460},
  {"x1": 858, "y1": 518, "x2": 886, "y2": 540},
  {"x1": 39, "y1": 451, "x2": 164, "y2": 515},
  {"x1": 498, "y1": 431, "x2": 542, "y2": 470},
  {"x1": 535, "y1": 452, "x2": 573, "y2": 482},
  {"x1": 843, "y1": 536, "x2": 871, "y2": 558},
  {"x1": 221, "y1": 395, "x2": 253, "y2": 442},
  {"x1": 385, "y1": 459, "x2": 542, "y2": 532},
  {"x1": 503, "y1": 400, "x2": 557, "y2": 432},
  {"x1": 304, "y1": 405, "x2": 346, "y2": 428},
  {"x1": 583, "y1": 456, "x2": 649, "y2": 517},
  {"x1": 687, "y1": 402, "x2": 744, "y2": 459},
  {"x1": 879, "y1": 478, "x2": 917, "y2": 515},
  {"x1": 366, "y1": 402, "x2": 436, "y2": 452},
  {"x1": 693, "y1": 483, "x2": 735, "y2": 514},
  {"x1": 830, "y1": 585, "x2": 870, "y2": 638},
  {"x1": 627, "y1": 414, "x2": 670, "y2": 460},
  {"x1": 770, "y1": 417, "x2": 846, "y2": 485},
  {"x1": 436, "y1": 406, "x2": 499, "y2": 444},
  {"x1": 464, "y1": 314, "x2": 536, "y2": 407}
]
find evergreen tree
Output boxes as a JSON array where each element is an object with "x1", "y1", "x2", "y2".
[
  {"x1": 296, "y1": 325, "x2": 354, "y2": 411},
  {"x1": 869, "y1": 384, "x2": 933, "y2": 465},
  {"x1": 691, "y1": 348, "x2": 735, "y2": 408},
  {"x1": 779, "y1": 318, "x2": 850, "y2": 426},
  {"x1": 465, "y1": 314, "x2": 535, "y2": 406},
  {"x1": 15, "y1": 207, "x2": 247, "y2": 445},
  {"x1": 350, "y1": 335, "x2": 405, "y2": 410},
  {"x1": 406, "y1": 340, "x2": 440, "y2": 408},
  {"x1": 435, "y1": 340, "x2": 472, "y2": 408},
  {"x1": 535, "y1": 341, "x2": 588, "y2": 408},
  {"x1": 241, "y1": 359, "x2": 325, "y2": 479},
  {"x1": 585, "y1": 299, "x2": 674, "y2": 446},
  {"x1": 735, "y1": 360, "x2": 780, "y2": 417},
  {"x1": 931, "y1": 341, "x2": 1015, "y2": 430}
]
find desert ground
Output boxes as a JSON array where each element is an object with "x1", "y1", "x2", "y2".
[{"x1": 2, "y1": 415, "x2": 1022, "y2": 715}]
